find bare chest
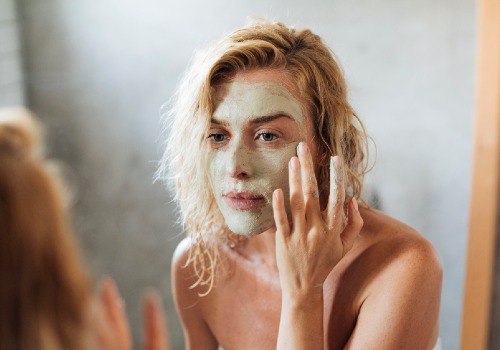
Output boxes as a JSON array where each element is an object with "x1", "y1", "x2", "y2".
[
  {"x1": 201, "y1": 261, "x2": 363, "y2": 350},
  {"x1": 203, "y1": 267, "x2": 282, "y2": 350}
]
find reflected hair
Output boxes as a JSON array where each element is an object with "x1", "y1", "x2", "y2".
[
  {"x1": 0, "y1": 108, "x2": 91, "y2": 350},
  {"x1": 157, "y1": 20, "x2": 371, "y2": 295}
]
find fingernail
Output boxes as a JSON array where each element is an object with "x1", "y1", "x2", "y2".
[
  {"x1": 118, "y1": 297, "x2": 126, "y2": 309},
  {"x1": 333, "y1": 156, "x2": 340, "y2": 169},
  {"x1": 273, "y1": 189, "x2": 282, "y2": 201},
  {"x1": 290, "y1": 156, "x2": 299, "y2": 170},
  {"x1": 106, "y1": 278, "x2": 125, "y2": 305},
  {"x1": 298, "y1": 142, "x2": 308, "y2": 155},
  {"x1": 331, "y1": 156, "x2": 339, "y2": 175},
  {"x1": 352, "y1": 197, "x2": 358, "y2": 212}
]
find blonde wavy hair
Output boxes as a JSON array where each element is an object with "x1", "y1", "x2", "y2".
[{"x1": 157, "y1": 20, "x2": 371, "y2": 295}]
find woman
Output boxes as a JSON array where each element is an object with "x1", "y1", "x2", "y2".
[
  {"x1": 0, "y1": 107, "x2": 169, "y2": 350},
  {"x1": 160, "y1": 21, "x2": 442, "y2": 349}
]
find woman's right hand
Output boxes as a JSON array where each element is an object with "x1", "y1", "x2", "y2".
[
  {"x1": 272, "y1": 143, "x2": 363, "y2": 350},
  {"x1": 273, "y1": 143, "x2": 363, "y2": 300}
]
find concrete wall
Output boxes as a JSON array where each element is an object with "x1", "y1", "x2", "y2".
[
  {"x1": 17, "y1": 1, "x2": 476, "y2": 349},
  {"x1": 0, "y1": 0, "x2": 24, "y2": 106}
]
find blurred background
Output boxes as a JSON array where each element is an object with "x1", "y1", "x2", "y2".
[{"x1": 1, "y1": 0, "x2": 475, "y2": 348}]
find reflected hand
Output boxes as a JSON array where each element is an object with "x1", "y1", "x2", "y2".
[
  {"x1": 93, "y1": 277, "x2": 132, "y2": 350},
  {"x1": 92, "y1": 277, "x2": 170, "y2": 350},
  {"x1": 142, "y1": 290, "x2": 170, "y2": 350}
]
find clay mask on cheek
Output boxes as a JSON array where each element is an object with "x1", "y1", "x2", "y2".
[
  {"x1": 207, "y1": 81, "x2": 307, "y2": 236},
  {"x1": 210, "y1": 142, "x2": 299, "y2": 236}
]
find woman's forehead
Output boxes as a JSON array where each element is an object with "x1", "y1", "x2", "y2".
[
  {"x1": 210, "y1": 68, "x2": 319, "y2": 145},
  {"x1": 212, "y1": 69, "x2": 310, "y2": 123},
  {"x1": 214, "y1": 68, "x2": 303, "y2": 100},
  {"x1": 212, "y1": 82, "x2": 304, "y2": 130}
]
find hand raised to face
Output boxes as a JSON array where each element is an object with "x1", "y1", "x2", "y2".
[{"x1": 272, "y1": 142, "x2": 364, "y2": 299}]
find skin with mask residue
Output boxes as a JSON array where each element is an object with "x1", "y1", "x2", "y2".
[{"x1": 172, "y1": 68, "x2": 442, "y2": 350}]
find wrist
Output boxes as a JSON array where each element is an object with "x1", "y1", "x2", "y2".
[{"x1": 282, "y1": 286, "x2": 324, "y2": 308}]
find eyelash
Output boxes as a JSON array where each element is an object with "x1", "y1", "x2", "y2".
[
  {"x1": 256, "y1": 132, "x2": 278, "y2": 142},
  {"x1": 207, "y1": 133, "x2": 227, "y2": 142},
  {"x1": 207, "y1": 131, "x2": 279, "y2": 143}
]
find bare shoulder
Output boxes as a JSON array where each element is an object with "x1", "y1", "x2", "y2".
[
  {"x1": 172, "y1": 237, "x2": 191, "y2": 265},
  {"x1": 359, "y1": 207, "x2": 442, "y2": 275},
  {"x1": 353, "y1": 207, "x2": 443, "y2": 300},
  {"x1": 171, "y1": 237, "x2": 200, "y2": 307},
  {"x1": 336, "y1": 208, "x2": 443, "y2": 349},
  {"x1": 172, "y1": 237, "x2": 217, "y2": 300},
  {"x1": 171, "y1": 237, "x2": 219, "y2": 349},
  {"x1": 172, "y1": 237, "x2": 193, "y2": 272}
]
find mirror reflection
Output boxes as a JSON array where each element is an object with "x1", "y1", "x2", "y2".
[{"x1": 1, "y1": 1, "x2": 475, "y2": 349}]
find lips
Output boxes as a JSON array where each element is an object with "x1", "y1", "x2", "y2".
[{"x1": 223, "y1": 191, "x2": 266, "y2": 211}]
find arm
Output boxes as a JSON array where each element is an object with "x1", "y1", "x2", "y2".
[
  {"x1": 345, "y1": 238, "x2": 442, "y2": 350},
  {"x1": 171, "y1": 238, "x2": 219, "y2": 350},
  {"x1": 273, "y1": 143, "x2": 363, "y2": 350}
]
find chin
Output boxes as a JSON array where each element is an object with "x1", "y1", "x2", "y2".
[
  {"x1": 218, "y1": 200, "x2": 277, "y2": 237},
  {"x1": 232, "y1": 230, "x2": 262, "y2": 238},
  {"x1": 225, "y1": 216, "x2": 275, "y2": 237}
]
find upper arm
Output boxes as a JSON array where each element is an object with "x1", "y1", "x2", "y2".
[
  {"x1": 346, "y1": 238, "x2": 443, "y2": 350},
  {"x1": 172, "y1": 238, "x2": 218, "y2": 350}
]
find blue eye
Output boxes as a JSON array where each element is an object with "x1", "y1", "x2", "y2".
[
  {"x1": 258, "y1": 132, "x2": 278, "y2": 142},
  {"x1": 208, "y1": 134, "x2": 226, "y2": 142}
]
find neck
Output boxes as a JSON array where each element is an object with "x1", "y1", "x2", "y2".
[
  {"x1": 250, "y1": 226, "x2": 277, "y2": 254},
  {"x1": 234, "y1": 226, "x2": 278, "y2": 269}
]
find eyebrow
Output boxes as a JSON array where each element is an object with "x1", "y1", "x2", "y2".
[{"x1": 210, "y1": 113, "x2": 294, "y2": 126}]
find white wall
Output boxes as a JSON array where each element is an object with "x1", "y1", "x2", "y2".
[
  {"x1": 0, "y1": 0, "x2": 24, "y2": 106},
  {"x1": 18, "y1": 1, "x2": 476, "y2": 349}
]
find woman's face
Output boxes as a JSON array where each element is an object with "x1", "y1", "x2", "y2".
[{"x1": 207, "y1": 69, "x2": 318, "y2": 236}]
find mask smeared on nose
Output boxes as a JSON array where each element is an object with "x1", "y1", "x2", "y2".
[{"x1": 209, "y1": 142, "x2": 299, "y2": 236}]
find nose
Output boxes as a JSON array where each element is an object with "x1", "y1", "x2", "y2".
[{"x1": 226, "y1": 139, "x2": 253, "y2": 180}]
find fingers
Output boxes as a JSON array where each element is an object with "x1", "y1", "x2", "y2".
[
  {"x1": 324, "y1": 156, "x2": 346, "y2": 230},
  {"x1": 142, "y1": 290, "x2": 170, "y2": 350},
  {"x1": 297, "y1": 143, "x2": 322, "y2": 221},
  {"x1": 90, "y1": 295, "x2": 115, "y2": 349},
  {"x1": 340, "y1": 198, "x2": 363, "y2": 255},
  {"x1": 100, "y1": 277, "x2": 132, "y2": 350},
  {"x1": 273, "y1": 188, "x2": 290, "y2": 236},
  {"x1": 288, "y1": 155, "x2": 305, "y2": 231}
]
